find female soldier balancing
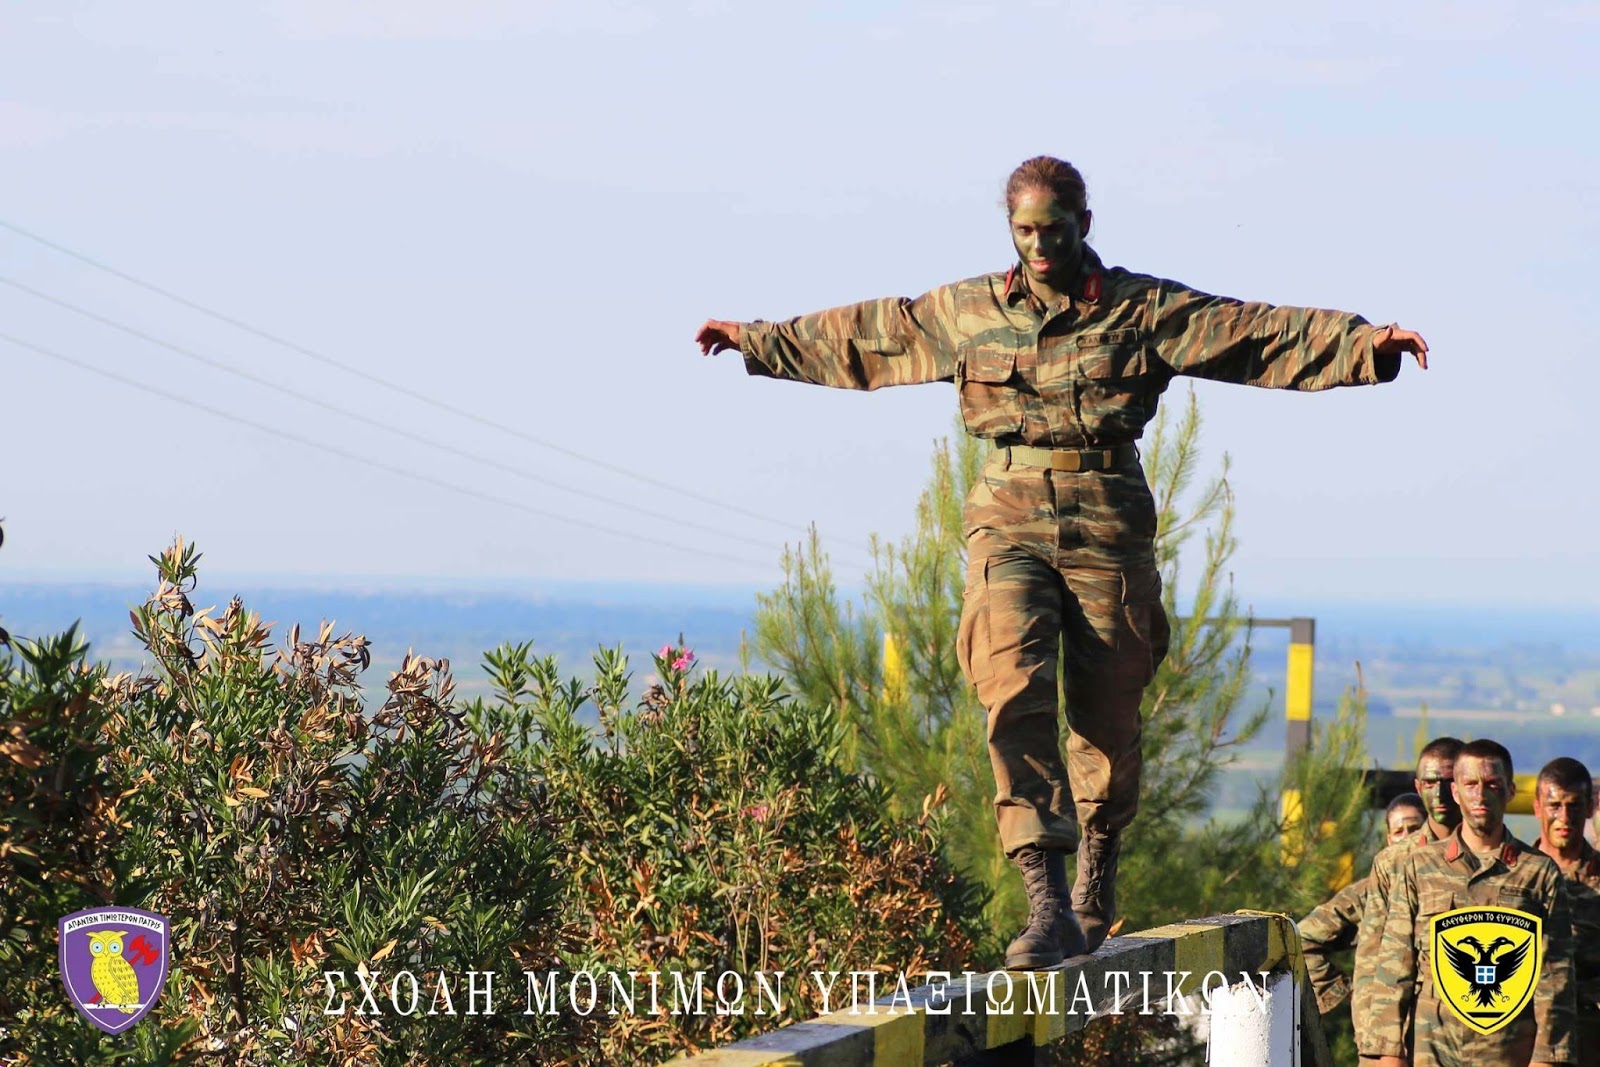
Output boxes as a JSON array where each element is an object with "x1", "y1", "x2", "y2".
[{"x1": 695, "y1": 156, "x2": 1429, "y2": 971}]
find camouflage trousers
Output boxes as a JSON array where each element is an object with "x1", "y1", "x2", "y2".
[
  {"x1": 1411, "y1": 993, "x2": 1537, "y2": 1067},
  {"x1": 956, "y1": 530, "x2": 1170, "y2": 856}
]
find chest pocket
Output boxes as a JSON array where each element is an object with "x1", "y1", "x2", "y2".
[
  {"x1": 1071, "y1": 328, "x2": 1158, "y2": 435},
  {"x1": 1418, "y1": 887, "x2": 1456, "y2": 921},
  {"x1": 1075, "y1": 329, "x2": 1149, "y2": 380},
  {"x1": 1496, "y1": 884, "x2": 1541, "y2": 916},
  {"x1": 957, "y1": 344, "x2": 1024, "y2": 438}
]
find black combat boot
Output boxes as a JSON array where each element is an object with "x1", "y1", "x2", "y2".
[
  {"x1": 1004, "y1": 845, "x2": 1088, "y2": 970},
  {"x1": 1070, "y1": 832, "x2": 1121, "y2": 952}
]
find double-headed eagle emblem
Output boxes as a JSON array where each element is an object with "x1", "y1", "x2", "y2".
[
  {"x1": 1440, "y1": 933, "x2": 1531, "y2": 1008},
  {"x1": 1431, "y1": 906, "x2": 1542, "y2": 1035}
]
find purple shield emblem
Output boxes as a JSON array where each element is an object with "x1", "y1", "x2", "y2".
[{"x1": 58, "y1": 907, "x2": 170, "y2": 1034}]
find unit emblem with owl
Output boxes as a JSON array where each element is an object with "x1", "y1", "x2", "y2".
[{"x1": 58, "y1": 907, "x2": 171, "y2": 1034}]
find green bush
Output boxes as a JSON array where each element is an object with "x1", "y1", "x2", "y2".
[
  {"x1": 2, "y1": 541, "x2": 987, "y2": 1064},
  {"x1": 467, "y1": 638, "x2": 986, "y2": 1062}
]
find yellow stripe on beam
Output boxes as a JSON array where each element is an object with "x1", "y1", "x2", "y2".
[
  {"x1": 1234, "y1": 910, "x2": 1300, "y2": 977},
  {"x1": 872, "y1": 1010, "x2": 925, "y2": 1064},
  {"x1": 1285, "y1": 642, "x2": 1314, "y2": 722},
  {"x1": 1025, "y1": 969, "x2": 1071, "y2": 1044},
  {"x1": 800, "y1": 1007, "x2": 925, "y2": 1064},
  {"x1": 986, "y1": 979, "x2": 1028, "y2": 1048},
  {"x1": 1124, "y1": 923, "x2": 1227, "y2": 998}
]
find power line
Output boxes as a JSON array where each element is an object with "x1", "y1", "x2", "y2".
[
  {"x1": 0, "y1": 217, "x2": 866, "y2": 549},
  {"x1": 0, "y1": 273, "x2": 821, "y2": 560},
  {"x1": 0, "y1": 329, "x2": 780, "y2": 573}
]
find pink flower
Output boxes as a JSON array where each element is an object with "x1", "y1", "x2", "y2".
[
  {"x1": 742, "y1": 804, "x2": 770, "y2": 822},
  {"x1": 672, "y1": 650, "x2": 696, "y2": 671},
  {"x1": 658, "y1": 644, "x2": 673, "y2": 659}
]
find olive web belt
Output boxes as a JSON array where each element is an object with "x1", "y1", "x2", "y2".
[{"x1": 998, "y1": 443, "x2": 1138, "y2": 472}]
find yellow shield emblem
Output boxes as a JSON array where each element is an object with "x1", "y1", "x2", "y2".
[{"x1": 1431, "y1": 906, "x2": 1542, "y2": 1035}]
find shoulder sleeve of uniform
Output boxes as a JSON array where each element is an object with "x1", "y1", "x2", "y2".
[
  {"x1": 1141, "y1": 274, "x2": 1401, "y2": 391},
  {"x1": 740, "y1": 283, "x2": 961, "y2": 390},
  {"x1": 1359, "y1": 851, "x2": 1422, "y2": 1058},
  {"x1": 1533, "y1": 865, "x2": 1576, "y2": 1064},
  {"x1": 1351, "y1": 856, "x2": 1391, "y2": 1038}
]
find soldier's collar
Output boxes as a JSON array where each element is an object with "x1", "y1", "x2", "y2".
[
  {"x1": 1533, "y1": 836, "x2": 1600, "y2": 877},
  {"x1": 1444, "y1": 828, "x2": 1524, "y2": 867},
  {"x1": 1002, "y1": 246, "x2": 1105, "y2": 309}
]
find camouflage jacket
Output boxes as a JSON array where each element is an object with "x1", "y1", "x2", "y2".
[
  {"x1": 1299, "y1": 875, "x2": 1370, "y2": 1014},
  {"x1": 1538, "y1": 837, "x2": 1600, "y2": 1013},
  {"x1": 739, "y1": 246, "x2": 1403, "y2": 570},
  {"x1": 1353, "y1": 821, "x2": 1453, "y2": 1054},
  {"x1": 1366, "y1": 830, "x2": 1575, "y2": 1062}
]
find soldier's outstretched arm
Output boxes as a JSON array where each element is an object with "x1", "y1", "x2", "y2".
[
  {"x1": 696, "y1": 287, "x2": 960, "y2": 391},
  {"x1": 1146, "y1": 277, "x2": 1429, "y2": 390}
]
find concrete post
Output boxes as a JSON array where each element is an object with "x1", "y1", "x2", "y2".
[{"x1": 1205, "y1": 971, "x2": 1297, "y2": 1066}]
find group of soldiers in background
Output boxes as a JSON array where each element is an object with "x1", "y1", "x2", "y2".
[{"x1": 1299, "y1": 739, "x2": 1600, "y2": 1066}]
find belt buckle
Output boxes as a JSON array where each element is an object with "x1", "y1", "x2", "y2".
[{"x1": 1052, "y1": 451, "x2": 1083, "y2": 472}]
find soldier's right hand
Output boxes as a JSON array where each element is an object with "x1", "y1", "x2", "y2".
[{"x1": 696, "y1": 320, "x2": 742, "y2": 356}]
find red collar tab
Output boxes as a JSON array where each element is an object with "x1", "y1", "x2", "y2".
[
  {"x1": 1083, "y1": 271, "x2": 1103, "y2": 303},
  {"x1": 1445, "y1": 837, "x2": 1461, "y2": 862},
  {"x1": 1503, "y1": 842, "x2": 1519, "y2": 867},
  {"x1": 1004, "y1": 265, "x2": 1017, "y2": 294}
]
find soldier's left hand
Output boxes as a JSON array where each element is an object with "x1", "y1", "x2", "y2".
[
  {"x1": 1372, "y1": 324, "x2": 1429, "y2": 370},
  {"x1": 696, "y1": 320, "x2": 743, "y2": 356}
]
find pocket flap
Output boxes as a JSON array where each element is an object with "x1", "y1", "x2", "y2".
[
  {"x1": 1497, "y1": 885, "x2": 1538, "y2": 913},
  {"x1": 1075, "y1": 328, "x2": 1141, "y2": 349},
  {"x1": 1419, "y1": 887, "x2": 1455, "y2": 919},
  {"x1": 961, "y1": 347, "x2": 1016, "y2": 383}
]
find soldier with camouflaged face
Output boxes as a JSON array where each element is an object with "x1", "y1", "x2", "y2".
[
  {"x1": 1534, "y1": 757, "x2": 1600, "y2": 1066},
  {"x1": 696, "y1": 156, "x2": 1430, "y2": 971},
  {"x1": 1366, "y1": 739, "x2": 1575, "y2": 1067},
  {"x1": 1301, "y1": 793, "x2": 1427, "y2": 1016},
  {"x1": 1355, "y1": 736, "x2": 1467, "y2": 1055}
]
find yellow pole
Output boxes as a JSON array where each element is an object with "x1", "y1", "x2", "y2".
[
  {"x1": 1281, "y1": 618, "x2": 1317, "y2": 867},
  {"x1": 882, "y1": 631, "x2": 907, "y2": 706}
]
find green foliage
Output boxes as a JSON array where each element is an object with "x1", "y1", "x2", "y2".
[
  {"x1": 1119, "y1": 686, "x2": 1378, "y2": 929},
  {"x1": 752, "y1": 428, "x2": 1005, "y2": 935},
  {"x1": 1, "y1": 625, "x2": 138, "y2": 1064},
  {"x1": 4, "y1": 540, "x2": 570, "y2": 1063},
  {"x1": 3, "y1": 540, "x2": 986, "y2": 1065},
  {"x1": 468, "y1": 640, "x2": 986, "y2": 1063}
]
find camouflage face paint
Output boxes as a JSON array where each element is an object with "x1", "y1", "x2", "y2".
[
  {"x1": 1535, "y1": 781, "x2": 1593, "y2": 854},
  {"x1": 1415, "y1": 755, "x2": 1460, "y2": 830},
  {"x1": 1451, "y1": 755, "x2": 1512, "y2": 837},
  {"x1": 1008, "y1": 189, "x2": 1085, "y2": 300},
  {"x1": 1387, "y1": 806, "x2": 1425, "y2": 844}
]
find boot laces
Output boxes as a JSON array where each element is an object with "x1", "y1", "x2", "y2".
[{"x1": 1016, "y1": 848, "x2": 1060, "y2": 924}]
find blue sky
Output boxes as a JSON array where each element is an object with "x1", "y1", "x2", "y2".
[{"x1": 2, "y1": 1, "x2": 1596, "y2": 607}]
